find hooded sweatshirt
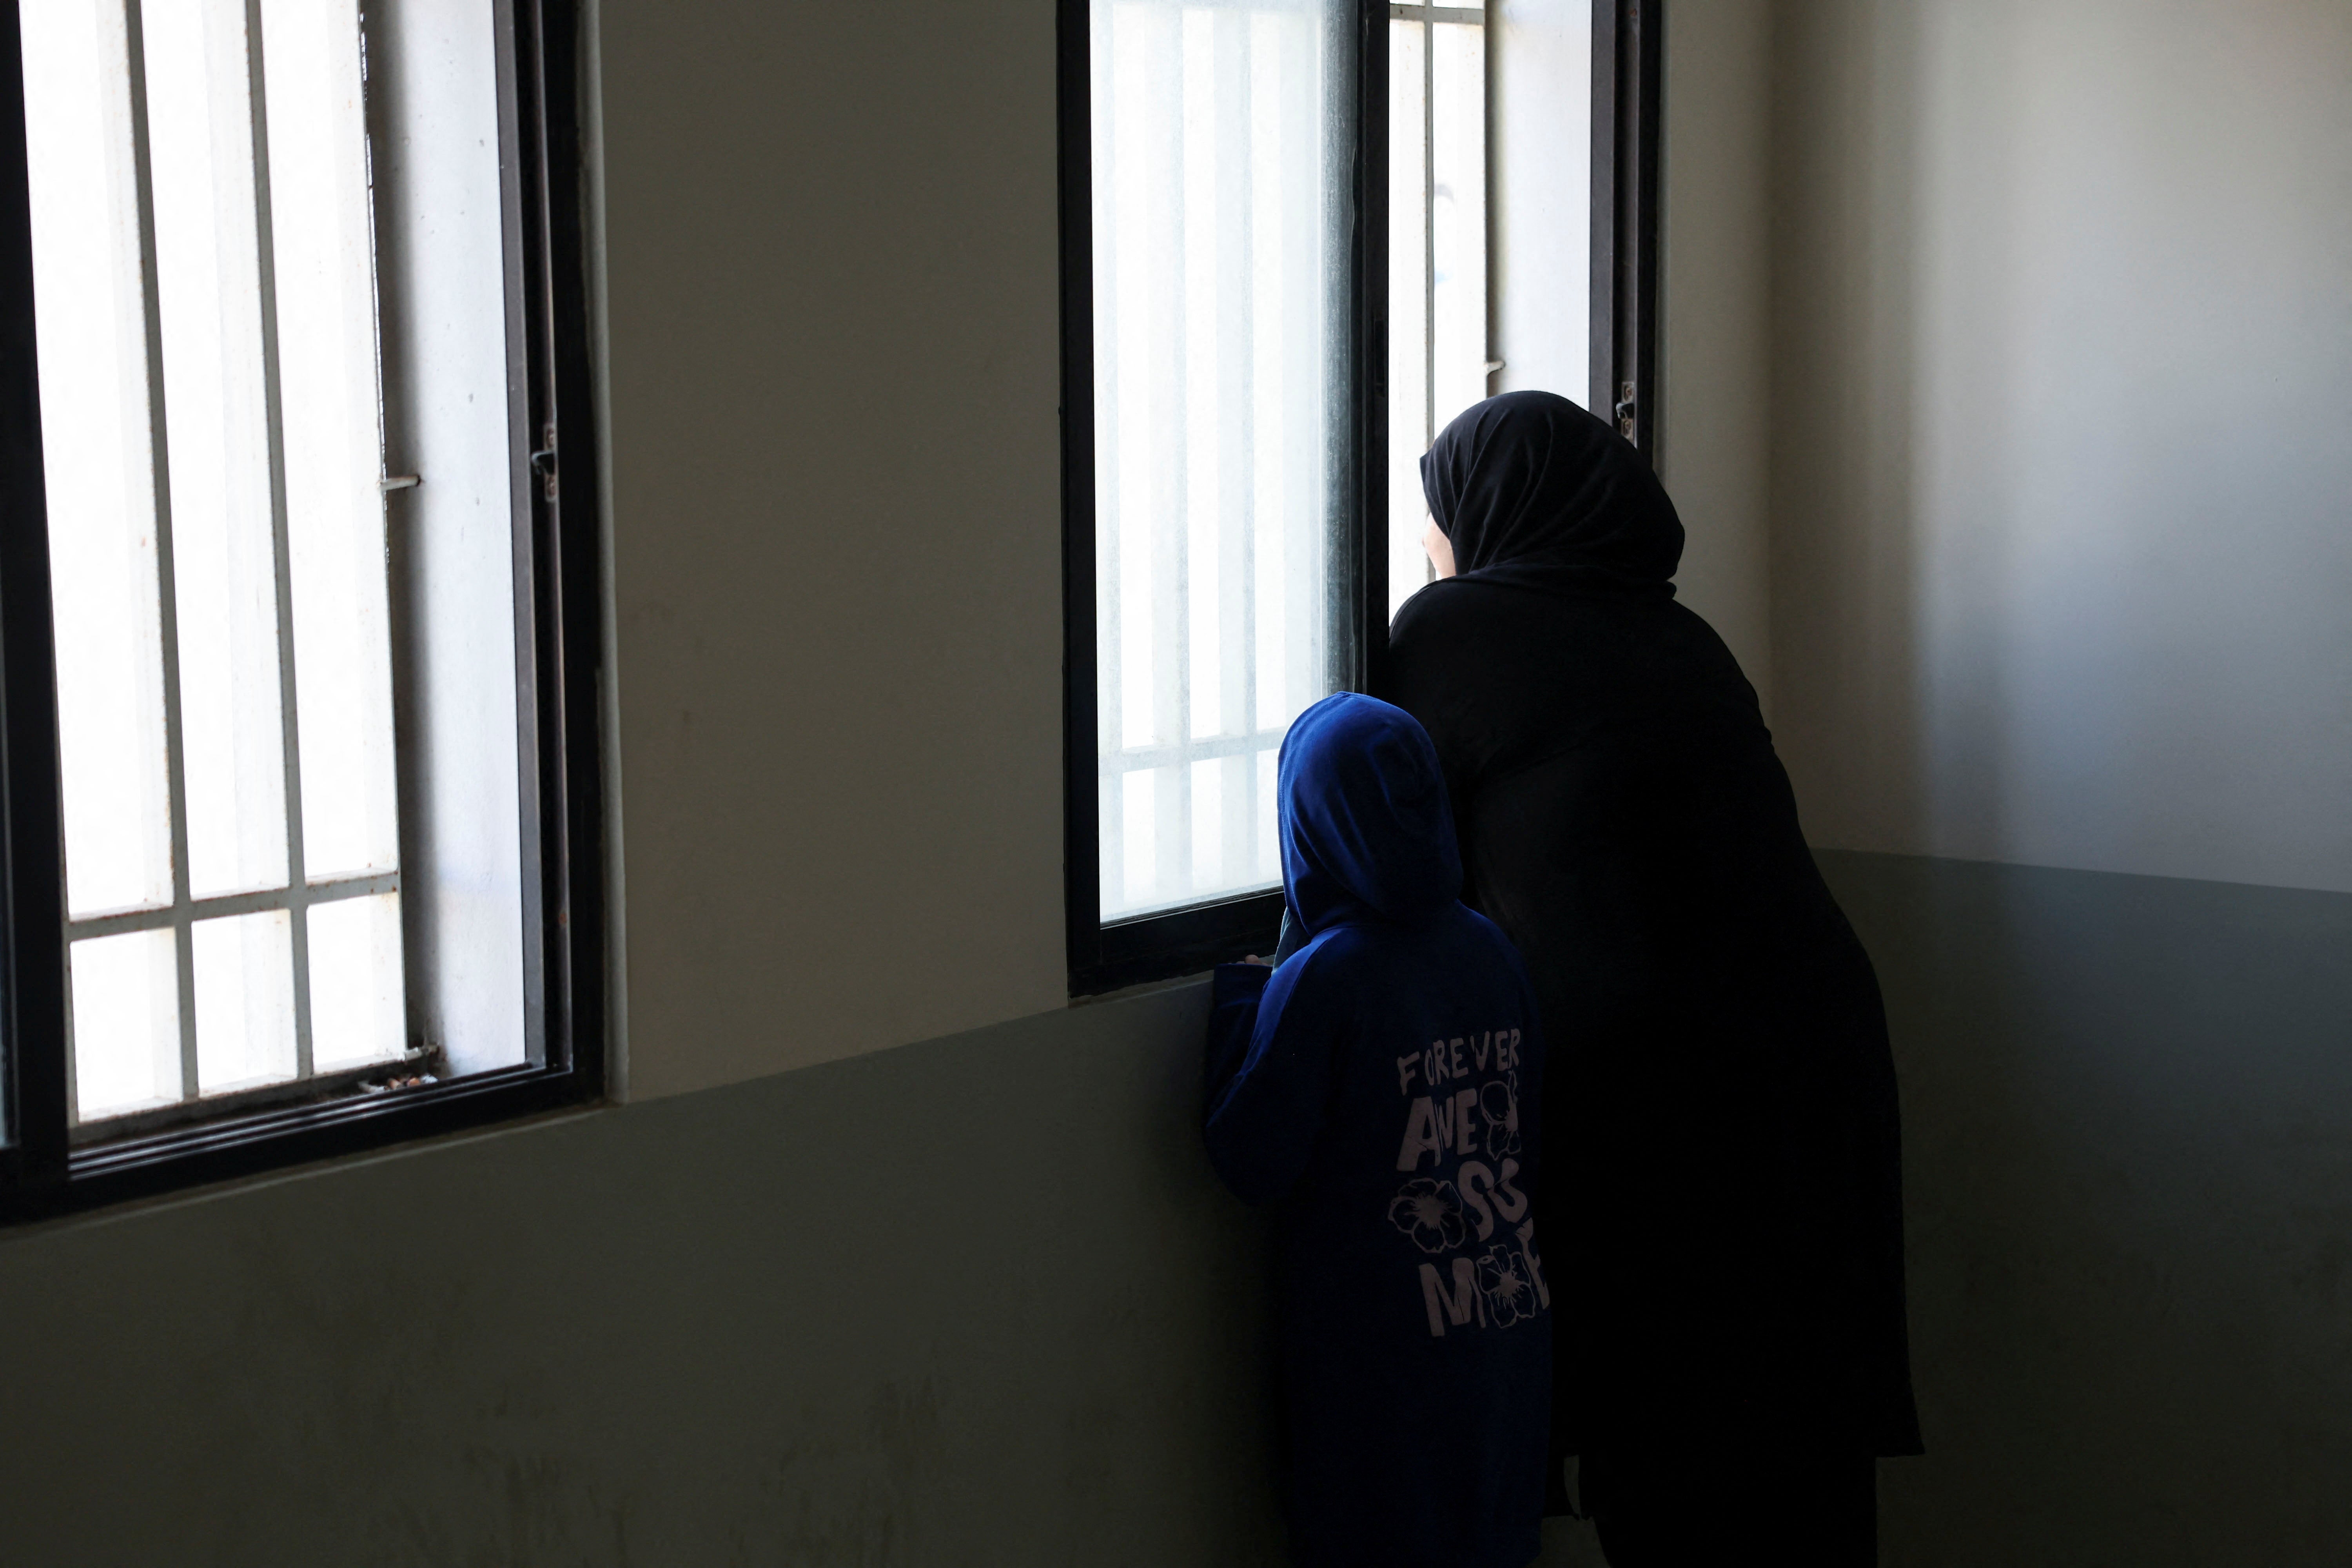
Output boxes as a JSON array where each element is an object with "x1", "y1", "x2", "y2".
[{"x1": 1205, "y1": 693, "x2": 1551, "y2": 1568}]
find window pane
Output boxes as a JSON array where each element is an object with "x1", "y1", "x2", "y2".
[
  {"x1": 1490, "y1": 0, "x2": 1594, "y2": 409},
  {"x1": 1431, "y1": 22, "x2": 1488, "y2": 424},
  {"x1": 22, "y1": 0, "x2": 537, "y2": 1152},
  {"x1": 262, "y1": 0, "x2": 399, "y2": 881},
  {"x1": 370, "y1": 0, "x2": 531, "y2": 1076},
  {"x1": 192, "y1": 909, "x2": 296, "y2": 1094},
  {"x1": 21, "y1": 0, "x2": 176, "y2": 920},
  {"x1": 1118, "y1": 763, "x2": 1179, "y2": 909},
  {"x1": 1387, "y1": 17, "x2": 1430, "y2": 622},
  {"x1": 1390, "y1": 16, "x2": 1489, "y2": 624},
  {"x1": 1093, "y1": 0, "x2": 1350, "y2": 921},
  {"x1": 70, "y1": 929, "x2": 181, "y2": 1120},
  {"x1": 144, "y1": 0, "x2": 291, "y2": 899},
  {"x1": 308, "y1": 894, "x2": 407, "y2": 1073}
]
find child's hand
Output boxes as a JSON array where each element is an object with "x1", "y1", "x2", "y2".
[{"x1": 1241, "y1": 955, "x2": 1273, "y2": 966}]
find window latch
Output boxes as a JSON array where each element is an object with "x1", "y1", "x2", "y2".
[
  {"x1": 530, "y1": 424, "x2": 557, "y2": 499},
  {"x1": 1614, "y1": 380, "x2": 1637, "y2": 439}
]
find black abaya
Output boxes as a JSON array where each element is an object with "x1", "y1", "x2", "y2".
[{"x1": 1385, "y1": 393, "x2": 1921, "y2": 1477}]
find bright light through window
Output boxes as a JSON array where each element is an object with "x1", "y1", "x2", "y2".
[
  {"x1": 1389, "y1": 1, "x2": 1491, "y2": 621},
  {"x1": 23, "y1": 0, "x2": 404, "y2": 1123},
  {"x1": 1089, "y1": 0, "x2": 1352, "y2": 922}
]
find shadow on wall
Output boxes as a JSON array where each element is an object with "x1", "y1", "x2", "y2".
[
  {"x1": 1766, "y1": 0, "x2": 1932, "y2": 857},
  {"x1": 1824, "y1": 851, "x2": 2352, "y2": 1568}
]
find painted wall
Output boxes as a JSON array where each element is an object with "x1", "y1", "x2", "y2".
[
  {"x1": 1767, "y1": 0, "x2": 2352, "y2": 891},
  {"x1": 1825, "y1": 852, "x2": 2352, "y2": 1566},
  {"x1": 1764, "y1": 4, "x2": 2352, "y2": 1559},
  {"x1": 0, "y1": 986, "x2": 1292, "y2": 1564},
  {"x1": 599, "y1": 0, "x2": 1069, "y2": 1101},
  {"x1": 7, "y1": 857, "x2": 2341, "y2": 1566},
  {"x1": 1657, "y1": 0, "x2": 1776, "y2": 713}
]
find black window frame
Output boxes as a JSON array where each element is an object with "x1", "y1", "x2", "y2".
[
  {"x1": 0, "y1": 0, "x2": 606, "y2": 1221},
  {"x1": 1060, "y1": 0, "x2": 1662, "y2": 997},
  {"x1": 1592, "y1": 0, "x2": 1663, "y2": 457}
]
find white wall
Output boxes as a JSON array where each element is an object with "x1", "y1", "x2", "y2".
[
  {"x1": 1769, "y1": 0, "x2": 2352, "y2": 893},
  {"x1": 599, "y1": 0, "x2": 1069, "y2": 1100},
  {"x1": 1657, "y1": 0, "x2": 1776, "y2": 711}
]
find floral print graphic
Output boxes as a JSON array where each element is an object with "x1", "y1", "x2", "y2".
[
  {"x1": 1479, "y1": 1079, "x2": 1520, "y2": 1161},
  {"x1": 1390, "y1": 1178, "x2": 1469, "y2": 1254},
  {"x1": 1478, "y1": 1246, "x2": 1541, "y2": 1327}
]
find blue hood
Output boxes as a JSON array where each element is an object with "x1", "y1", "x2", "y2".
[{"x1": 1278, "y1": 693, "x2": 1463, "y2": 936}]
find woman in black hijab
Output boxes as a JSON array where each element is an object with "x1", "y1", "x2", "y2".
[{"x1": 1385, "y1": 391, "x2": 1920, "y2": 1564}]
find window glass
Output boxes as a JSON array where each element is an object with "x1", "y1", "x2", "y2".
[
  {"x1": 143, "y1": 0, "x2": 292, "y2": 903},
  {"x1": 1391, "y1": 0, "x2": 1596, "y2": 619},
  {"x1": 20, "y1": 0, "x2": 174, "y2": 924},
  {"x1": 263, "y1": 0, "x2": 400, "y2": 884},
  {"x1": 20, "y1": 0, "x2": 525, "y2": 1135},
  {"x1": 1488, "y1": 2, "x2": 1596, "y2": 409},
  {"x1": 1089, "y1": 0, "x2": 1353, "y2": 921},
  {"x1": 1387, "y1": 14, "x2": 1430, "y2": 621},
  {"x1": 1388, "y1": 2, "x2": 1491, "y2": 620}
]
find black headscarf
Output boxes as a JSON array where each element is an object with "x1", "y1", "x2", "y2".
[{"x1": 1419, "y1": 390, "x2": 1685, "y2": 595}]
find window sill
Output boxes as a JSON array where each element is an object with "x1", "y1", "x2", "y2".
[{"x1": 2, "y1": 1063, "x2": 599, "y2": 1227}]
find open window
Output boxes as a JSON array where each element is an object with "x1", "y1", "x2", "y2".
[
  {"x1": 1062, "y1": 0, "x2": 1661, "y2": 993},
  {"x1": 0, "y1": 0, "x2": 603, "y2": 1216}
]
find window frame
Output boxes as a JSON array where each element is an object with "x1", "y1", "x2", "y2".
[
  {"x1": 1591, "y1": 0, "x2": 1662, "y2": 457},
  {"x1": 0, "y1": 0, "x2": 607, "y2": 1220},
  {"x1": 1060, "y1": 0, "x2": 1662, "y2": 996}
]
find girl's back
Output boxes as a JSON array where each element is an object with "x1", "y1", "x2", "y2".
[{"x1": 1203, "y1": 694, "x2": 1552, "y2": 1568}]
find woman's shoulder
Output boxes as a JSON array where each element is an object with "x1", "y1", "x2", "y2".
[
  {"x1": 1391, "y1": 575, "x2": 1691, "y2": 648},
  {"x1": 1388, "y1": 576, "x2": 1517, "y2": 647},
  {"x1": 1385, "y1": 581, "x2": 1531, "y2": 700},
  {"x1": 1392, "y1": 579, "x2": 1750, "y2": 687}
]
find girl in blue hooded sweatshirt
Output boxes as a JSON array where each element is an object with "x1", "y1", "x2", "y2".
[{"x1": 1205, "y1": 692, "x2": 1551, "y2": 1568}]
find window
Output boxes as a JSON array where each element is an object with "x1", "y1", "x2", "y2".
[
  {"x1": 0, "y1": 0, "x2": 602, "y2": 1214},
  {"x1": 1386, "y1": 1, "x2": 1490, "y2": 619},
  {"x1": 1062, "y1": 0, "x2": 1661, "y2": 995},
  {"x1": 1063, "y1": 0, "x2": 1368, "y2": 994}
]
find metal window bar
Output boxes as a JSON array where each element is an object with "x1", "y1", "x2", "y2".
[{"x1": 63, "y1": 0, "x2": 400, "y2": 1127}]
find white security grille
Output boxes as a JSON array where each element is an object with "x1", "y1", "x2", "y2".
[
  {"x1": 1089, "y1": 0, "x2": 1353, "y2": 921},
  {"x1": 22, "y1": 0, "x2": 406, "y2": 1124}
]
